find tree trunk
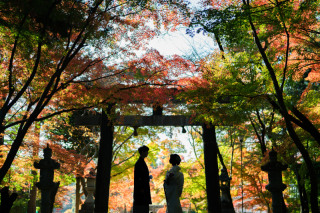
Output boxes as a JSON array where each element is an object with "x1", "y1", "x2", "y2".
[
  {"x1": 75, "y1": 176, "x2": 81, "y2": 213},
  {"x1": 0, "y1": 187, "x2": 18, "y2": 213},
  {"x1": 0, "y1": 127, "x2": 4, "y2": 145},
  {"x1": 27, "y1": 172, "x2": 38, "y2": 213},
  {"x1": 291, "y1": 107, "x2": 320, "y2": 147},
  {"x1": 80, "y1": 176, "x2": 88, "y2": 197},
  {"x1": 283, "y1": 114, "x2": 318, "y2": 212},
  {"x1": 293, "y1": 164, "x2": 309, "y2": 213}
]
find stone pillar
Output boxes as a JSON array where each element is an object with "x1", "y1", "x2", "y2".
[
  {"x1": 34, "y1": 144, "x2": 60, "y2": 213},
  {"x1": 80, "y1": 169, "x2": 96, "y2": 213},
  {"x1": 152, "y1": 102, "x2": 163, "y2": 116},
  {"x1": 261, "y1": 149, "x2": 287, "y2": 213},
  {"x1": 202, "y1": 124, "x2": 221, "y2": 213}
]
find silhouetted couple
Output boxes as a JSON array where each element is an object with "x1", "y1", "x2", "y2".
[{"x1": 133, "y1": 145, "x2": 184, "y2": 213}]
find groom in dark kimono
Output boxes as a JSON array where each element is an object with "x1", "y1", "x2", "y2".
[{"x1": 133, "y1": 145, "x2": 152, "y2": 213}]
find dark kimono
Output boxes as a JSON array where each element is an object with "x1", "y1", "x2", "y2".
[{"x1": 133, "y1": 157, "x2": 152, "y2": 206}]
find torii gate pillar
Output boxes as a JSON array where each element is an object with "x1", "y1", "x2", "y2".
[
  {"x1": 202, "y1": 124, "x2": 221, "y2": 213},
  {"x1": 94, "y1": 108, "x2": 114, "y2": 213}
]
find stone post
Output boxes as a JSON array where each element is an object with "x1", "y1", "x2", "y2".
[
  {"x1": 261, "y1": 149, "x2": 287, "y2": 213},
  {"x1": 34, "y1": 144, "x2": 60, "y2": 213},
  {"x1": 80, "y1": 169, "x2": 96, "y2": 213}
]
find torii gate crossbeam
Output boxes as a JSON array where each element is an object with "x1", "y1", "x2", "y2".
[{"x1": 74, "y1": 115, "x2": 197, "y2": 126}]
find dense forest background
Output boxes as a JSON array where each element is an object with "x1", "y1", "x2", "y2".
[{"x1": 0, "y1": 0, "x2": 319, "y2": 212}]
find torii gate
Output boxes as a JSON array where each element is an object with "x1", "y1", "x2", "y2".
[{"x1": 74, "y1": 104, "x2": 223, "y2": 213}]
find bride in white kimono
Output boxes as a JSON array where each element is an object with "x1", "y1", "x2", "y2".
[{"x1": 163, "y1": 154, "x2": 184, "y2": 213}]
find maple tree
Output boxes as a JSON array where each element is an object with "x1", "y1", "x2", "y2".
[
  {"x1": 182, "y1": 0, "x2": 320, "y2": 211},
  {"x1": 2, "y1": 0, "x2": 320, "y2": 212},
  {"x1": 0, "y1": 0, "x2": 192, "y2": 188}
]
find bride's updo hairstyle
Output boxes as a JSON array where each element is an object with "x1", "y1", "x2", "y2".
[{"x1": 169, "y1": 154, "x2": 181, "y2": 166}]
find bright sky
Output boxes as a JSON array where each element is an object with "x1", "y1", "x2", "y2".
[
  {"x1": 148, "y1": 0, "x2": 216, "y2": 58},
  {"x1": 149, "y1": 28, "x2": 216, "y2": 58}
]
